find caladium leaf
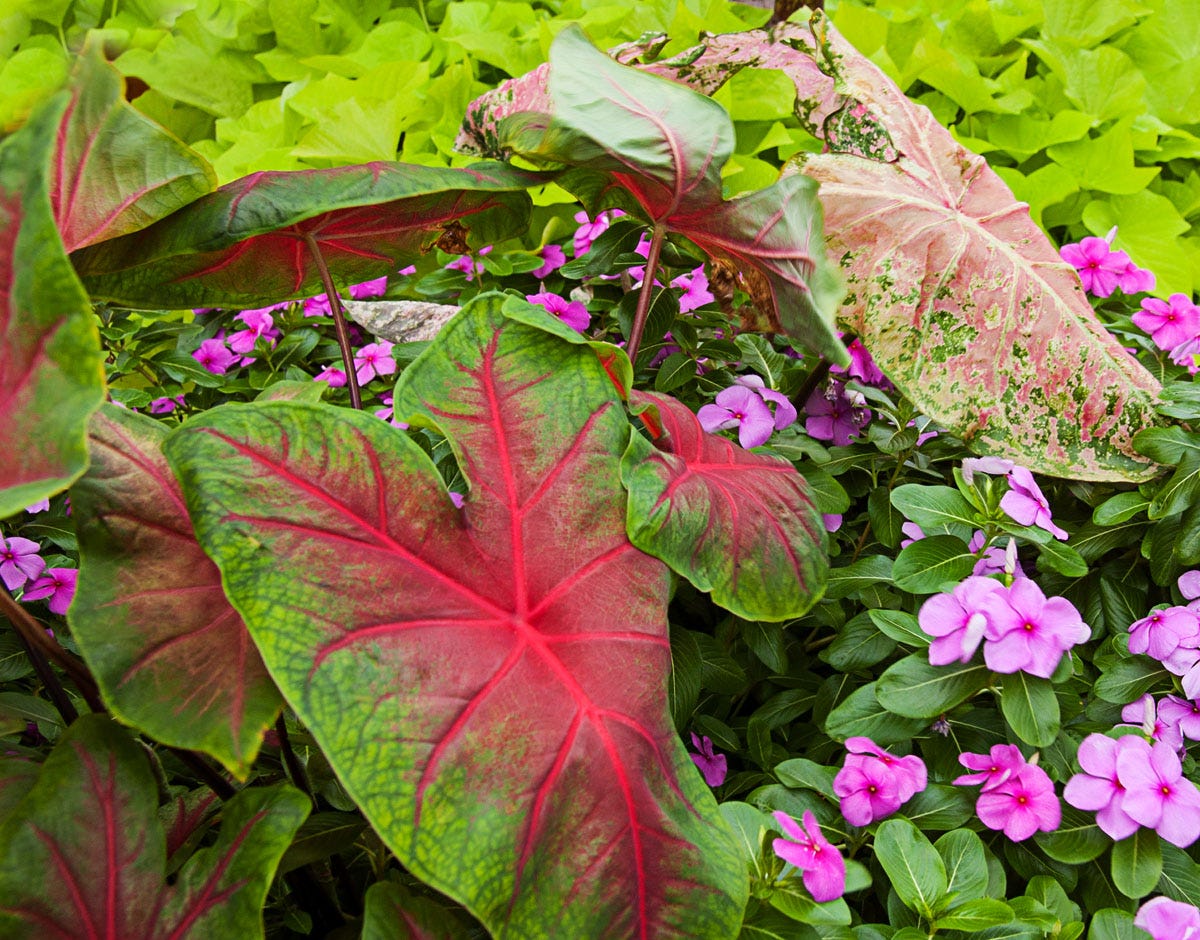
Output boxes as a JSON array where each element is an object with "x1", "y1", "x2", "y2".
[
  {"x1": 52, "y1": 42, "x2": 215, "y2": 252},
  {"x1": 164, "y1": 294, "x2": 748, "y2": 938},
  {"x1": 0, "y1": 93, "x2": 106, "y2": 518},
  {"x1": 0, "y1": 715, "x2": 308, "y2": 939},
  {"x1": 623, "y1": 390, "x2": 827, "y2": 621},
  {"x1": 70, "y1": 403, "x2": 280, "y2": 778},
  {"x1": 480, "y1": 25, "x2": 845, "y2": 365},
  {"x1": 72, "y1": 162, "x2": 538, "y2": 310},
  {"x1": 361, "y1": 881, "x2": 474, "y2": 940}
]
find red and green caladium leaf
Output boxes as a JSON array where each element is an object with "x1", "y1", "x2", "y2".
[
  {"x1": 163, "y1": 293, "x2": 748, "y2": 938},
  {"x1": 69, "y1": 404, "x2": 281, "y2": 778},
  {"x1": 72, "y1": 161, "x2": 539, "y2": 310},
  {"x1": 52, "y1": 42, "x2": 216, "y2": 253},
  {"x1": 623, "y1": 390, "x2": 827, "y2": 621},
  {"x1": 0, "y1": 715, "x2": 308, "y2": 939},
  {"x1": 473, "y1": 25, "x2": 846, "y2": 366},
  {"x1": 0, "y1": 92, "x2": 106, "y2": 518}
]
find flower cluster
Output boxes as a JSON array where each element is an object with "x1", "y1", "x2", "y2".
[
  {"x1": 698, "y1": 376, "x2": 797, "y2": 449},
  {"x1": 953, "y1": 745, "x2": 1060, "y2": 841},
  {"x1": 1128, "y1": 601, "x2": 1200, "y2": 698},
  {"x1": 0, "y1": 534, "x2": 76, "y2": 615},
  {"x1": 526, "y1": 292, "x2": 591, "y2": 333},
  {"x1": 1059, "y1": 229, "x2": 1154, "y2": 298},
  {"x1": 918, "y1": 576, "x2": 1089, "y2": 677},
  {"x1": 1065, "y1": 733, "x2": 1200, "y2": 847},
  {"x1": 832, "y1": 737, "x2": 927, "y2": 826},
  {"x1": 961, "y1": 458, "x2": 1068, "y2": 540},
  {"x1": 771, "y1": 811, "x2": 845, "y2": 903}
]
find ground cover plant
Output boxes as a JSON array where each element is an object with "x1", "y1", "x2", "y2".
[{"x1": 5, "y1": 0, "x2": 1200, "y2": 938}]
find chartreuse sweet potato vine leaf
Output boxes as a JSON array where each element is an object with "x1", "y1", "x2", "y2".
[
  {"x1": 52, "y1": 41, "x2": 216, "y2": 253},
  {"x1": 0, "y1": 715, "x2": 308, "y2": 939},
  {"x1": 70, "y1": 404, "x2": 281, "y2": 779},
  {"x1": 477, "y1": 25, "x2": 846, "y2": 366},
  {"x1": 0, "y1": 90, "x2": 105, "y2": 519},
  {"x1": 623, "y1": 390, "x2": 827, "y2": 621},
  {"x1": 72, "y1": 161, "x2": 539, "y2": 310},
  {"x1": 164, "y1": 293, "x2": 748, "y2": 939}
]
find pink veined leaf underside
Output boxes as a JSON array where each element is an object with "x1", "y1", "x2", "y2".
[
  {"x1": 50, "y1": 40, "x2": 215, "y2": 253},
  {"x1": 623, "y1": 390, "x2": 828, "y2": 621},
  {"x1": 0, "y1": 715, "x2": 308, "y2": 940},
  {"x1": 71, "y1": 161, "x2": 539, "y2": 310},
  {"x1": 0, "y1": 88, "x2": 106, "y2": 518},
  {"x1": 69, "y1": 403, "x2": 281, "y2": 779},
  {"x1": 163, "y1": 293, "x2": 747, "y2": 939}
]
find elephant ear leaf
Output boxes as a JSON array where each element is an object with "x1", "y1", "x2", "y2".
[
  {"x1": 163, "y1": 294, "x2": 747, "y2": 939},
  {"x1": 52, "y1": 40, "x2": 215, "y2": 252},
  {"x1": 0, "y1": 715, "x2": 308, "y2": 940}
]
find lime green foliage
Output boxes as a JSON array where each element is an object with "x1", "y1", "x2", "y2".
[{"x1": 828, "y1": 0, "x2": 1200, "y2": 296}]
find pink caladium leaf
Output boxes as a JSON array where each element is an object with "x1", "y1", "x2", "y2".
[
  {"x1": 0, "y1": 92, "x2": 106, "y2": 519},
  {"x1": 0, "y1": 715, "x2": 308, "y2": 939},
  {"x1": 69, "y1": 404, "x2": 281, "y2": 778},
  {"x1": 163, "y1": 294, "x2": 748, "y2": 938},
  {"x1": 72, "y1": 161, "x2": 539, "y2": 310},
  {"x1": 473, "y1": 25, "x2": 846, "y2": 365},
  {"x1": 51, "y1": 41, "x2": 215, "y2": 252},
  {"x1": 623, "y1": 390, "x2": 827, "y2": 621}
]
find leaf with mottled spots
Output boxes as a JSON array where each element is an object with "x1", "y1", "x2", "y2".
[
  {"x1": 0, "y1": 715, "x2": 308, "y2": 940},
  {"x1": 164, "y1": 294, "x2": 747, "y2": 939},
  {"x1": 622, "y1": 390, "x2": 826, "y2": 621},
  {"x1": 69, "y1": 404, "x2": 281, "y2": 778}
]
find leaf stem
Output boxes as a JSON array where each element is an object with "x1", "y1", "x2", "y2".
[
  {"x1": 303, "y1": 232, "x2": 363, "y2": 410},
  {"x1": 0, "y1": 590, "x2": 102, "y2": 713},
  {"x1": 626, "y1": 224, "x2": 667, "y2": 366},
  {"x1": 170, "y1": 748, "x2": 237, "y2": 801},
  {"x1": 274, "y1": 713, "x2": 317, "y2": 808}
]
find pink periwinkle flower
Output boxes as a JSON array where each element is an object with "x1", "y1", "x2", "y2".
[
  {"x1": 532, "y1": 244, "x2": 566, "y2": 280},
  {"x1": 831, "y1": 338, "x2": 891, "y2": 390},
  {"x1": 227, "y1": 308, "x2": 281, "y2": 361},
  {"x1": 448, "y1": 491, "x2": 465, "y2": 509},
  {"x1": 0, "y1": 537, "x2": 44, "y2": 591},
  {"x1": 1171, "y1": 331, "x2": 1200, "y2": 375},
  {"x1": 19, "y1": 568, "x2": 77, "y2": 616},
  {"x1": 973, "y1": 762, "x2": 1061, "y2": 841},
  {"x1": 1060, "y1": 236, "x2": 1134, "y2": 298},
  {"x1": 735, "y1": 376, "x2": 797, "y2": 431},
  {"x1": 353, "y1": 342, "x2": 397, "y2": 385},
  {"x1": 443, "y1": 245, "x2": 492, "y2": 283},
  {"x1": 804, "y1": 381, "x2": 871, "y2": 447},
  {"x1": 372, "y1": 393, "x2": 409, "y2": 429},
  {"x1": 192, "y1": 338, "x2": 238, "y2": 375},
  {"x1": 1000, "y1": 466, "x2": 1068, "y2": 540},
  {"x1": 1159, "y1": 695, "x2": 1200, "y2": 742},
  {"x1": 698, "y1": 386, "x2": 777, "y2": 449},
  {"x1": 900, "y1": 522, "x2": 924, "y2": 548},
  {"x1": 822, "y1": 514, "x2": 842, "y2": 533},
  {"x1": 834, "y1": 738, "x2": 926, "y2": 826},
  {"x1": 1128, "y1": 605, "x2": 1200, "y2": 672},
  {"x1": 954, "y1": 744, "x2": 1027, "y2": 792},
  {"x1": 689, "y1": 733, "x2": 727, "y2": 787},
  {"x1": 772, "y1": 811, "x2": 846, "y2": 903},
  {"x1": 1120, "y1": 694, "x2": 1184, "y2": 750},
  {"x1": 846, "y1": 737, "x2": 926, "y2": 800},
  {"x1": 526, "y1": 292, "x2": 591, "y2": 333},
  {"x1": 984, "y1": 577, "x2": 1089, "y2": 678},
  {"x1": 671, "y1": 266, "x2": 715, "y2": 313},
  {"x1": 1118, "y1": 737, "x2": 1200, "y2": 847},
  {"x1": 23, "y1": 499, "x2": 49, "y2": 514},
  {"x1": 968, "y1": 531, "x2": 1022, "y2": 578},
  {"x1": 1180, "y1": 570, "x2": 1200, "y2": 604},
  {"x1": 1133, "y1": 294, "x2": 1200, "y2": 352},
  {"x1": 960, "y1": 456, "x2": 1015, "y2": 485},
  {"x1": 149, "y1": 395, "x2": 185, "y2": 415},
  {"x1": 1136, "y1": 896, "x2": 1200, "y2": 940},
  {"x1": 573, "y1": 209, "x2": 623, "y2": 256},
  {"x1": 917, "y1": 575, "x2": 1008, "y2": 666},
  {"x1": 1064, "y1": 733, "x2": 1144, "y2": 841}
]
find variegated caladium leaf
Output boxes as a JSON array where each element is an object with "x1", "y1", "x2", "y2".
[
  {"x1": 163, "y1": 293, "x2": 748, "y2": 939},
  {"x1": 0, "y1": 715, "x2": 308, "y2": 940},
  {"x1": 471, "y1": 25, "x2": 846, "y2": 366},
  {"x1": 0, "y1": 92, "x2": 106, "y2": 518},
  {"x1": 623, "y1": 390, "x2": 827, "y2": 621},
  {"x1": 52, "y1": 41, "x2": 215, "y2": 252},
  {"x1": 72, "y1": 162, "x2": 539, "y2": 310},
  {"x1": 70, "y1": 404, "x2": 280, "y2": 779}
]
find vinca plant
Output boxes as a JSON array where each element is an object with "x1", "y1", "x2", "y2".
[{"x1": 4, "y1": 4, "x2": 1200, "y2": 939}]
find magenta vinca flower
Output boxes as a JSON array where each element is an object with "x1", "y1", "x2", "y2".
[
  {"x1": 1133, "y1": 294, "x2": 1200, "y2": 352},
  {"x1": 531, "y1": 244, "x2": 566, "y2": 279},
  {"x1": 845, "y1": 737, "x2": 926, "y2": 801},
  {"x1": 1135, "y1": 896, "x2": 1200, "y2": 940},
  {"x1": 771, "y1": 811, "x2": 846, "y2": 903},
  {"x1": 1117, "y1": 737, "x2": 1200, "y2": 847},
  {"x1": 353, "y1": 342, "x2": 397, "y2": 385},
  {"x1": 526, "y1": 292, "x2": 591, "y2": 333},
  {"x1": 1059, "y1": 236, "x2": 1134, "y2": 297},
  {"x1": 192, "y1": 338, "x2": 237, "y2": 375},
  {"x1": 983, "y1": 578, "x2": 1089, "y2": 678},
  {"x1": 1000, "y1": 466, "x2": 1067, "y2": 540},
  {"x1": 834, "y1": 738, "x2": 926, "y2": 826},
  {"x1": 1064, "y1": 733, "x2": 1143, "y2": 841},
  {"x1": 1119, "y1": 693, "x2": 1184, "y2": 750},
  {"x1": 0, "y1": 536, "x2": 45, "y2": 591},
  {"x1": 20, "y1": 568, "x2": 77, "y2": 616},
  {"x1": 688, "y1": 733, "x2": 727, "y2": 787},
  {"x1": 149, "y1": 395, "x2": 185, "y2": 415},
  {"x1": 313, "y1": 366, "x2": 348, "y2": 388},
  {"x1": 23, "y1": 499, "x2": 49, "y2": 514},
  {"x1": 973, "y1": 763, "x2": 1061, "y2": 841},
  {"x1": 227, "y1": 308, "x2": 281, "y2": 361},
  {"x1": 917, "y1": 575, "x2": 1008, "y2": 666},
  {"x1": 960, "y1": 456, "x2": 1015, "y2": 485},
  {"x1": 735, "y1": 376, "x2": 797, "y2": 432},
  {"x1": 698, "y1": 386, "x2": 777, "y2": 449},
  {"x1": 954, "y1": 744, "x2": 1027, "y2": 792},
  {"x1": 1128, "y1": 605, "x2": 1200, "y2": 673},
  {"x1": 671, "y1": 266, "x2": 714, "y2": 313},
  {"x1": 804, "y1": 381, "x2": 871, "y2": 447},
  {"x1": 1159, "y1": 695, "x2": 1200, "y2": 742},
  {"x1": 572, "y1": 209, "x2": 622, "y2": 256},
  {"x1": 900, "y1": 522, "x2": 924, "y2": 548},
  {"x1": 831, "y1": 338, "x2": 891, "y2": 390},
  {"x1": 443, "y1": 245, "x2": 492, "y2": 282}
]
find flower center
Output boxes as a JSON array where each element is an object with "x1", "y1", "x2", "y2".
[{"x1": 1023, "y1": 621, "x2": 1035, "y2": 632}]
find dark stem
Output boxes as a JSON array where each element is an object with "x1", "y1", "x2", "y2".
[
  {"x1": 170, "y1": 748, "x2": 237, "y2": 800},
  {"x1": 625, "y1": 225, "x2": 667, "y2": 367},
  {"x1": 0, "y1": 590, "x2": 102, "y2": 712},
  {"x1": 275, "y1": 713, "x2": 317, "y2": 808},
  {"x1": 303, "y1": 232, "x2": 363, "y2": 410},
  {"x1": 794, "y1": 357, "x2": 832, "y2": 409},
  {"x1": 11, "y1": 625, "x2": 77, "y2": 724}
]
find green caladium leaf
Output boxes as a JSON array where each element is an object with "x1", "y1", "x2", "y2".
[
  {"x1": 0, "y1": 91, "x2": 105, "y2": 518},
  {"x1": 52, "y1": 41, "x2": 215, "y2": 252},
  {"x1": 469, "y1": 25, "x2": 846, "y2": 365},
  {"x1": 361, "y1": 881, "x2": 474, "y2": 940},
  {"x1": 73, "y1": 161, "x2": 539, "y2": 309},
  {"x1": 70, "y1": 404, "x2": 281, "y2": 778},
  {"x1": 164, "y1": 294, "x2": 747, "y2": 939},
  {"x1": 622, "y1": 389, "x2": 827, "y2": 621},
  {"x1": 0, "y1": 715, "x2": 308, "y2": 939}
]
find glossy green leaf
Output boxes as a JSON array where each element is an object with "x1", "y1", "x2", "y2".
[
  {"x1": 1000, "y1": 673, "x2": 1061, "y2": 747},
  {"x1": 935, "y1": 828, "x2": 990, "y2": 902},
  {"x1": 1035, "y1": 806, "x2": 1111, "y2": 864},
  {"x1": 361, "y1": 881, "x2": 474, "y2": 940},
  {"x1": 876, "y1": 655, "x2": 991, "y2": 719},
  {"x1": 1111, "y1": 829, "x2": 1162, "y2": 900},
  {"x1": 874, "y1": 818, "x2": 948, "y2": 919}
]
